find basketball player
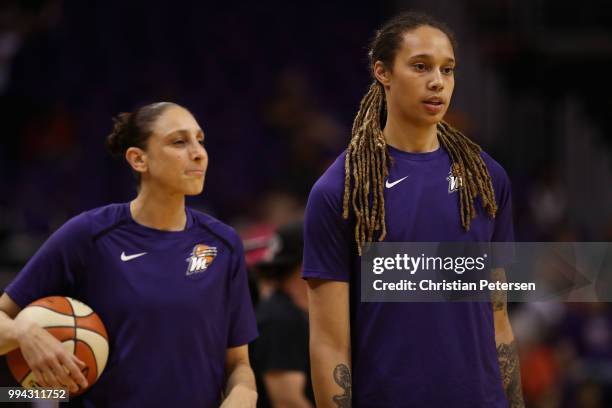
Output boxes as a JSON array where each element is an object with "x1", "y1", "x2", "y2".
[
  {"x1": 304, "y1": 12, "x2": 525, "y2": 408},
  {"x1": 0, "y1": 102, "x2": 258, "y2": 407}
]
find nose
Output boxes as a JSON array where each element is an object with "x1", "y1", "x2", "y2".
[
  {"x1": 428, "y1": 70, "x2": 444, "y2": 92},
  {"x1": 189, "y1": 141, "x2": 206, "y2": 162}
]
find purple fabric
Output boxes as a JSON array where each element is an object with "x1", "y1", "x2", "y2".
[
  {"x1": 303, "y1": 146, "x2": 514, "y2": 407},
  {"x1": 5, "y1": 203, "x2": 258, "y2": 407}
]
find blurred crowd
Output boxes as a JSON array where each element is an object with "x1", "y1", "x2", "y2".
[{"x1": 0, "y1": 1, "x2": 611, "y2": 407}]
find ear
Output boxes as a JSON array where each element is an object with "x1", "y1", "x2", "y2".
[
  {"x1": 373, "y1": 61, "x2": 391, "y2": 88},
  {"x1": 125, "y1": 147, "x2": 148, "y2": 174}
]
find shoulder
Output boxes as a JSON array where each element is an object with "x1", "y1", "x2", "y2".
[
  {"x1": 308, "y1": 151, "x2": 347, "y2": 208},
  {"x1": 480, "y1": 150, "x2": 511, "y2": 187},
  {"x1": 479, "y1": 150, "x2": 512, "y2": 204},
  {"x1": 23, "y1": 204, "x2": 127, "y2": 261},
  {"x1": 85, "y1": 203, "x2": 131, "y2": 237},
  {"x1": 72, "y1": 203, "x2": 141, "y2": 241},
  {"x1": 51, "y1": 203, "x2": 128, "y2": 242},
  {"x1": 188, "y1": 208, "x2": 243, "y2": 254}
]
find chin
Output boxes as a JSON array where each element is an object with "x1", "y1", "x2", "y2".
[
  {"x1": 416, "y1": 116, "x2": 442, "y2": 127},
  {"x1": 408, "y1": 110, "x2": 443, "y2": 127},
  {"x1": 183, "y1": 182, "x2": 205, "y2": 196},
  {"x1": 187, "y1": 187, "x2": 204, "y2": 196}
]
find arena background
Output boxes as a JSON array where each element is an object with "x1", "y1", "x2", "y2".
[{"x1": 0, "y1": 0, "x2": 611, "y2": 407}]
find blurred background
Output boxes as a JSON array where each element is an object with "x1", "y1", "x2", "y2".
[{"x1": 0, "y1": 0, "x2": 611, "y2": 407}]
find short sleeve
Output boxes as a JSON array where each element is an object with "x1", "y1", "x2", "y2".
[
  {"x1": 227, "y1": 239, "x2": 258, "y2": 347},
  {"x1": 302, "y1": 174, "x2": 352, "y2": 282},
  {"x1": 3, "y1": 214, "x2": 90, "y2": 308},
  {"x1": 252, "y1": 318, "x2": 308, "y2": 373}
]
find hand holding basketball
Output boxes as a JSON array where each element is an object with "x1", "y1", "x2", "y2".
[
  {"x1": 13, "y1": 317, "x2": 88, "y2": 392},
  {"x1": 7, "y1": 296, "x2": 109, "y2": 396}
]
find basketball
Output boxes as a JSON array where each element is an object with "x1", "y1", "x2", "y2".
[{"x1": 6, "y1": 296, "x2": 109, "y2": 395}]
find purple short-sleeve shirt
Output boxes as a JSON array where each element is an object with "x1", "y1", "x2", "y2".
[
  {"x1": 4, "y1": 203, "x2": 258, "y2": 407},
  {"x1": 303, "y1": 146, "x2": 514, "y2": 407}
]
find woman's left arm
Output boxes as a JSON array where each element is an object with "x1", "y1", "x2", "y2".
[
  {"x1": 221, "y1": 345, "x2": 257, "y2": 408},
  {"x1": 491, "y1": 267, "x2": 525, "y2": 408}
]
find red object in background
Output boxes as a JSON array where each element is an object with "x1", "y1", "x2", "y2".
[
  {"x1": 521, "y1": 345, "x2": 560, "y2": 401},
  {"x1": 241, "y1": 224, "x2": 277, "y2": 268}
]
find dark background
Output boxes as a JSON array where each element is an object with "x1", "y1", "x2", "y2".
[{"x1": 0, "y1": 1, "x2": 611, "y2": 407}]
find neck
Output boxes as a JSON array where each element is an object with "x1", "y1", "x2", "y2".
[
  {"x1": 383, "y1": 113, "x2": 439, "y2": 153},
  {"x1": 281, "y1": 270, "x2": 308, "y2": 313},
  {"x1": 130, "y1": 183, "x2": 187, "y2": 231}
]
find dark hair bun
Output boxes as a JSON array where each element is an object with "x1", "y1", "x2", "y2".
[
  {"x1": 106, "y1": 102, "x2": 177, "y2": 160},
  {"x1": 106, "y1": 112, "x2": 132, "y2": 157}
]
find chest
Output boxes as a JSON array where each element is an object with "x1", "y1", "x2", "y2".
[
  {"x1": 383, "y1": 160, "x2": 495, "y2": 241},
  {"x1": 76, "y1": 232, "x2": 232, "y2": 326}
]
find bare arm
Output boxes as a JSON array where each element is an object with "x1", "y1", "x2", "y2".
[
  {"x1": 308, "y1": 279, "x2": 351, "y2": 408},
  {"x1": 0, "y1": 293, "x2": 87, "y2": 392},
  {"x1": 491, "y1": 268, "x2": 525, "y2": 408},
  {"x1": 0, "y1": 293, "x2": 22, "y2": 354},
  {"x1": 264, "y1": 371, "x2": 313, "y2": 408},
  {"x1": 221, "y1": 344, "x2": 257, "y2": 408}
]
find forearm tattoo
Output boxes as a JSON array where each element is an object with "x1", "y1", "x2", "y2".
[
  {"x1": 332, "y1": 364, "x2": 352, "y2": 408},
  {"x1": 490, "y1": 268, "x2": 507, "y2": 312},
  {"x1": 497, "y1": 340, "x2": 525, "y2": 408}
]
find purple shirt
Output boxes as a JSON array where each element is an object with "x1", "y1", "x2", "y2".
[
  {"x1": 303, "y1": 146, "x2": 514, "y2": 407},
  {"x1": 4, "y1": 203, "x2": 258, "y2": 407}
]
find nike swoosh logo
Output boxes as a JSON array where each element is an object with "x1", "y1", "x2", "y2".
[
  {"x1": 385, "y1": 176, "x2": 409, "y2": 188},
  {"x1": 120, "y1": 251, "x2": 147, "y2": 262}
]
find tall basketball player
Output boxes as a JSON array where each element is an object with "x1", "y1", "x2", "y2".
[{"x1": 304, "y1": 12, "x2": 524, "y2": 408}]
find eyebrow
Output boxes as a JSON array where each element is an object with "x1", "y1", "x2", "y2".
[
  {"x1": 409, "y1": 54, "x2": 456, "y2": 64},
  {"x1": 165, "y1": 129, "x2": 204, "y2": 139}
]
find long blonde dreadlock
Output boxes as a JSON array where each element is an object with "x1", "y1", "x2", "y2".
[{"x1": 343, "y1": 82, "x2": 498, "y2": 255}]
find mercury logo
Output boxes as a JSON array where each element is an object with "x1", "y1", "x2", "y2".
[
  {"x1": 446, "y1": 165, "x2": 464, "y2": 193},
  {"x1": 186, "y1": 244, "x2": 218, "y2": 275}
]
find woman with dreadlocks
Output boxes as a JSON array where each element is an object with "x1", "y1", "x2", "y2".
[{"x1": 303, "y1": 12, "x2": 524, "y2": 408}]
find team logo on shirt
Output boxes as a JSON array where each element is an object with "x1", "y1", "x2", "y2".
[
  {"x1": 186, "y1": 244, "x2": 218, "y2": 275},
  {"x1": 446, "y1": 164, "x2": 464, "y2": 194}
]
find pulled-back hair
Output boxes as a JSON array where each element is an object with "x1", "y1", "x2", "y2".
[
  {"x1": 106, "y1": 102, "x2": 175, "y2": 158},
  {"x1": 345, "y1": 12, "x2": 497, "y2": 255}
]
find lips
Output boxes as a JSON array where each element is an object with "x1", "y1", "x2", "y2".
[
  {"x1": 422, "y1": 97, "x2": 445, "y2": 114},
  {"x1": 423, "y1": 96, "x2": 445, "y2": 105}
]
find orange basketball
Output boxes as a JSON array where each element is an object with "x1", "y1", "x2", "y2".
[{"x1": 6, "y1": 296, "x2": 109, "y2": 396}]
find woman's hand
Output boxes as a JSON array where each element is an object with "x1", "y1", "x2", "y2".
[
  {"x1": 220, "y1": 384, "x2": 257, "y2": 408},
  {"x1": 14, "y1": 317, "x2": 88, "y2": 393}
]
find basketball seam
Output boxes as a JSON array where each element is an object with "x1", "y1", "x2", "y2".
[
  {"x1": 76, "y1": 339, "x2": 98, "y2": 380},
  {"x1": 33, "y1": 325, "x2": 106, "y2": 340},
  {"x1": 74, "y1": 326, "x2": 109, "y2": 340},
  {"x1": 25, "y1": 304, "x2": 74, "y2": 317},
  {"x1": 42, "y1": 325, "x2": 97, "y2": 333},
  {"x1": 45, "y1": 327, "x2": 76, "y2": 341},
  {"x1": 46, "y1": 327, "x2": 76, "y2": 330},
  {"x1": 69, "y1": 299, "x2": 77, "y2": 351}
]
